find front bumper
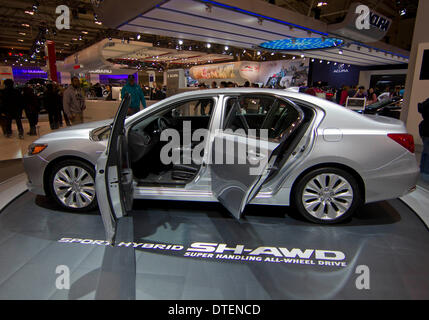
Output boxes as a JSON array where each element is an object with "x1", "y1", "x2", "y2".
[{"x1": 22, "y1": 154, "x2": 49, "y2": 196}]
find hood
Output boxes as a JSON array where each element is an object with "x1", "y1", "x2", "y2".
[
  {"x1": 34, "y1": 119, "x2": 113, "y2": 143},
  {"x1": 56, "y1": 119, "x2": 113, "y2": 131}
]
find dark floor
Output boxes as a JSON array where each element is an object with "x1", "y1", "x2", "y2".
[{"x1": 0, "y1": 192, "x2": 428, "y2": 299}]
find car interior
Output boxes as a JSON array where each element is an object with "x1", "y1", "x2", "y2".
[
  {"x1": 126, "y1": 94, "x2": 312, "y2": 187},
  {"x1": 128, "y1": 97, "x2": 215, "y2": 186}
]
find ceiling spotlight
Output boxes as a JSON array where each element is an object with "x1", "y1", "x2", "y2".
[
  {"x1": 178, "y1": 40, "x2": 183, "y2": 45},
  {"x1": 319, "y1": 60, "x2": 323, "y2": 63},
  {"x1": 22, "y1": 24, "x2": 30, "y2": 28},
  {"x1": 334, "y1": 62, "x2": 337, "y2": 65},
  {"x1": 137, "y1": 34, "x2": 141, "y2": 40},
  {"x1": 25, "y1": 10, "x2": 35, "y2": 15},
  {"x1": 243, "y1": 49, "x2": 246, "y2": 54},
  {"x1": 82, "y1": 31, "x2": 88, "y2": 34},
  {"x1": 339, "y1": 49, "x2": 343, "y2": 55},
  {"x1": 18, "y1": 39, "x2": 24, "y2": 42},
  {"x1": 224, "y1": 46, "x2": 229, "y2": 50},
  {"x1": 257, "y1": 51, "x2": 261, "y2": 55},
  {"x1": 271, "y1": 52, "x2": 274, "y2": 56},
  {"x1": 206, "y1": 43, "x2": 211, "y2": 48},
  {"x1": 327, "y1": 61, "x2": 330, "y2": 64},
  {"x1": 292, "y1": 56, "x2": 296, "y2": 59},
  {"x1": 32, "y1": 1, "x2": 39, "y2": 11}
]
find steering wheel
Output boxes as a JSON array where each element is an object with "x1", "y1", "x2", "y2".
[{"x1": 157, "y1": 116, "x2": 171, "y2": 132}]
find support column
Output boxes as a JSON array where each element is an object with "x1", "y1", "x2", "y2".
[
  {"x1": 46, "y1": 40, "x2": 58, "y2": 82},
  {"x1": 401, "y1": 0, "x2": 429, "y2": 148}
]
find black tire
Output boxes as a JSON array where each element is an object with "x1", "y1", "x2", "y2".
[
  {"x1": 293, "y1": 167, "x2": 362, "y2": 224},
  {"x1": 48, "y1": 159, "x2": 98, "y2": 212}
]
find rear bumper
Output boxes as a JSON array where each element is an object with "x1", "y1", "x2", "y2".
[{"x1": 364, "y1": 152, "x2": 420, "y2": 204}]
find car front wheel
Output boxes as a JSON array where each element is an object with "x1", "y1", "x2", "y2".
[
  {"x1": 294, "y1": 167, "x2": 361, "y2": 224},
  {"x1": 48, "y1": 159, "x2": 97, "y2": 212}
]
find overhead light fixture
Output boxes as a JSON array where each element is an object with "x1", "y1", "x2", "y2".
[
  {"x1": 334, "y1": 62, "x2": 337, "y2": 65},
  {"x1": 32, "y1": 1, "x2": 39, "y2": 11},
  {"x1": 257, "y1": 51, "x2": 261, "y2": 55},
  {"x1": 327, "y1": 61, "x2": 330, "y2": 64},
  {"x1": 319, "y1": 60, "x2": 323, "y2": 63},
  {"x1": 242, "y1": 49, "x2": 246, "y2": 54},
  {"x1": 19, "y1": 32, "x2": 26, "y2": 36},
  {"x1": 317, "y1": 1, "x2": 328, "y2": 7},
  {"x1": 300, "y1": 54, "x2": 305, "y2": 58},
  {"x1": 339, "y1": 49, "x2": 343, "y2": 54},
  {"x1": 271, "y1": 52, "x2": 274, "y2": 56},
  {"x1": 18, "y1": 39, "x2": 24, "y2": 42},
  {"x1": 292, "y1": 56, "x2": 296, "y2": 59},
  {"x1": 178, "y1": 40, "x2": 183, "y2": 45},
  {"x1": 400, "y1": 9, "x2": 407, "y2": 16},
  {"x1": 311, "y1": 58, "x2": 315, "y2": 62},
  {"x1": 25, "y1": 10, "x2": 35, "y2": 15},
  {"x1": 224, "y1": 46, "x2": 229, "y2": 50},
  {"x1": 22, "y1": 24, "x2": 30, "y2": 28},
  {"x1": 206, "y1": 43, "x2": 211, "y2": 48},
  {"x1": 82, "y1": 31, "x2": 88, "y2": 34}
]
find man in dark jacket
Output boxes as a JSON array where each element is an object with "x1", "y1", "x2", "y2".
[
  {"x1": 418, "y1": 98, "x2": 429, "y2": 181},
  {"x1": 2, "y1": 79, "x2": 24, "y2": 138},
  {"x1": 45, "y1": 83, "x2": 61, "y2": 130},
  {"x1": 22, "y1": 85, "x2": 39, "y2": 136}
]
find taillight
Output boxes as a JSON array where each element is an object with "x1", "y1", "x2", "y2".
[{"x1": 388, "y1": 133, "x2": 415, "y2": 153}]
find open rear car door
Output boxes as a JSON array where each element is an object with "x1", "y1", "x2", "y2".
[
  {"x1": 95, "y1": 93, "x2": 134, "y2": 244},
  {"x1": 210, "y1": 97, "x2": 304, "y2": 219}
]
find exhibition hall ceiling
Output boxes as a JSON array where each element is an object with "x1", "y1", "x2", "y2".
[{"x1": 0, "y1": 0, "x2": 419, "y2": 67}]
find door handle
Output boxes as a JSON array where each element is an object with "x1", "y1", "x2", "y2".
[{"x1": 247, "y1": 153, "x2": 265, "y2": 162}]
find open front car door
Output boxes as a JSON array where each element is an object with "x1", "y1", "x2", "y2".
[
  {"x1": 95, "y1": 93, "x2": 134, "y2": 244},
  {"x1": 210, "y1": 95, "x2": 304, "y2": 219}
]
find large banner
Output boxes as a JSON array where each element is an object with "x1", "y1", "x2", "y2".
[{"x1": 189, "y1": 60, "x2": 309, "y2": 87}]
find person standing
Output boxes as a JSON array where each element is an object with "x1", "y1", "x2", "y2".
[
  {"x1": 418, "y1": 98, "x2": 429, "y2": 182},
  {"x1": 121, "y1": 75, "x2": 146, "y2": 115},
  {"x1": 22, "y1": 86, "x2": 39, "y2": 136},
  {"x1": 2, "y1": 79, "x2": 24, "y2": 139},
  {"x1": 354, "y1": 86, "x2": 367, "y2": 98},
  {"x1": 367, "y1": 88, "x2": 378, "y2": 105},
  {"x1": 45, "y1": 83, "x2": 61, "y2": 130},
  {"x1": 63, "y1": 76, "x2": 86, "y2": 125},
  {"x1": 56, "y1": 85, "x2": 71, "y2": 127}
]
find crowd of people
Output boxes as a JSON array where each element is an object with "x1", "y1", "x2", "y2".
[
  {"x1": 0, "y1": 76, "x2": 89, "y2": 139},
  {"x1": 335, "y1": 85, "x2": 405, "y2": 106}
]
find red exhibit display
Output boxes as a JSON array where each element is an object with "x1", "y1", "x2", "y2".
[{"x1": 46, "y1": 40, "x2": 58, "y2": 82}]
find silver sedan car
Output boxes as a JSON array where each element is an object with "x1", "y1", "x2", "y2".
[{"x1": 23, "y1": 88, "x2": 419, "y2": 243}]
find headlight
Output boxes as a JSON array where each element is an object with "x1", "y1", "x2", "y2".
[{"x1": 28, "y1": 143, "x2": 48, "y2": 155}]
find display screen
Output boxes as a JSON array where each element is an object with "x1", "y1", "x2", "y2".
[{"x1": 420, "y1": 50, "x2": 429, "y2": 80}]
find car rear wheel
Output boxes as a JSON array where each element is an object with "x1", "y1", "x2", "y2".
[
  {"x1": 48, "y1": 159, "x2": 97, "y2": 212},
  {"x1": 294, "y1": 167, "x2": 361, "y2": 224}
]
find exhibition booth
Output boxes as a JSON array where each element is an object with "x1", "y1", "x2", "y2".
[{"x1": 0, "y1": 0, "x2": 428, "y2": 302}]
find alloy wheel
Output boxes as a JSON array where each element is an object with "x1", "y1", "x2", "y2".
[
  {"x1": 301, "y1": 173, "x2": 354, "y2": 220},
  {"x1": 53, "y1": 165, "x2": 96, "y2": 209}
]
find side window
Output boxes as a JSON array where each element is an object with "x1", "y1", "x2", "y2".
[
  {"x1": 172, "y1": 98, "x2": 214, "y2": 118},
  {"x1": 264, "y1": 99, "x2": 301, "y2": 140},
  {"x1": 223, "y1": 95, "x2": 276, "y2": 133},
  {"x1": 223, "y1": 95, "x2": 302, "y2": 141}
]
